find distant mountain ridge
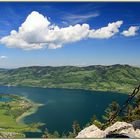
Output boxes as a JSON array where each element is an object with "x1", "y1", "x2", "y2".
[{"x1": 0, "y1": 64, "x2": 140, "y2": 93}]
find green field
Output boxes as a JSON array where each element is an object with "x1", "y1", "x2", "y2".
[
  {"x1": 0, "y1": 94, "x2": 41, "y2": 138},
  {"x1": 0, "y1": 64, "x2": 140, "y2": 93}
]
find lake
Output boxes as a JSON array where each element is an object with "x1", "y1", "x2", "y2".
[{"x1": 0, "y1": 86, "x2": 129, "y2": 136}]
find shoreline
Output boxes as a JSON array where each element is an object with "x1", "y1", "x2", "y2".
[
  {"x1": 16, "y1": 99, "x2": 44, "y2": 124},
  {"x1": 0, "y1": 85, "x2": 130, "y2": 95}
]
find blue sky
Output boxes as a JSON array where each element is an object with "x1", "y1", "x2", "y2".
[{"x1": 0, "y1": 2, "x2": 140, "y2": 68}]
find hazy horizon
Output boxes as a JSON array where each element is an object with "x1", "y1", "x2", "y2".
[{"x1": 1, "y1": 63, "x2": 140, "y2": 69}]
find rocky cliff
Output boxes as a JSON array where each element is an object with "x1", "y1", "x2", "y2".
[{"x1": 76, "y1": 121, "x2": 140, "y2": 138}]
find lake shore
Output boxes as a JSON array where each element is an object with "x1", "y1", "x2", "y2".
[
  {"x1": 16, "y1": 99, "x2": 44, "y2": 124},
  {"x1": 2, "y1": 85, "x2": 129, "y2": 94}
]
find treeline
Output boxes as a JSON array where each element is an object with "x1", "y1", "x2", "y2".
[{"x1": 41, "y1": 94, "x2": 140, "y2": 138}]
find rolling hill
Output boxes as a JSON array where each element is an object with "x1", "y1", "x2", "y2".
[{"x1": 0, "y1": 64, "x2": 140, "y2": 93}]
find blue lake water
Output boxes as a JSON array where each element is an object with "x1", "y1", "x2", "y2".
[{"x1": 0, "y1": 86, "x2": 129, "y2": 136}]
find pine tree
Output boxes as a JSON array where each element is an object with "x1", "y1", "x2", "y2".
[
  {"x1": 72, "y1": 121, "x2": 81, "y2": 137},
  {"x1": 122, "y1": 104, "x2": 134, "y2": 122},
  {"x1": 42, "y1": 128, "x2": 50, "y2": 138},
  {"x1": 90, "y1": 115, "x2": 103, "y2": 129},
  {"x1": 131, "y1": 94, "x2": 140, "y2": 120},
  {"x1": 135, "y1": 94, "x2": 140, "y2": 107},
  {"x1": 52, "y1": 131, "x2": 60, "y2": 138},
  {"x1": 102, "y1": 101, "x2": 120, "y2": 126}
]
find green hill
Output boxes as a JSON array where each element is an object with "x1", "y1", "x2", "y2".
[{"x1": 0, "y1": 64, "x2": 140, "y2": 93}]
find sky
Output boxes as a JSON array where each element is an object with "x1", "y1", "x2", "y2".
[{"x1": 0, "y1": 2, "x2": 140, "y2": 68}]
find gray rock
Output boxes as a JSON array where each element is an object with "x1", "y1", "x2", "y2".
[
  {"x1": 76, "y1": 124, "x2": 106, "y2": 138},
  {"x1": 76, "y1": 121, "x2": 140, "y2": 138},
  {"x1": 131, "y1": 120, "x2": 140, "y2": 130},
  {"x1": 105, "y1": 122, "x2": 136, "y2": 138}
]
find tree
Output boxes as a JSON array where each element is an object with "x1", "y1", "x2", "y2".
[
  {"x1": 42, "y1": 129, "x2": 60, "y2": 138},
  {"x1": 132, "y1": 104, "x2": 140, "y2": 120},
  {"x1": 42, "y1": 128, "x2": 49, "y2": 138},
  {"x1": 122, "y1": 104, "x2": 134, "y2": 122},
  {"x1": 52, "y1": 131, "x2": 60, "y2": 138},
  {"x1": 134, "y1": 94, "x2": 140, "y2": 107},
  {"x1": 90, "y1": 115, "x2": 103, "y2": 129},
  {"x1": 102, "y1": 101, "x2": 120, "y2": 126},
  {"x1": 72, "y1": 121, "x2": 81, "y2": 137},
  {"x1": 61, "y1": 132, "x2": 67, "y2": 138},
  {"x1": 67, "y1": 132, "x2": 75, "y2": 138}
]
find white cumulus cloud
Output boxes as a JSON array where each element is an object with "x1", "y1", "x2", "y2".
[
  {"x1": 0, "y1": 55, "x2": 8, "y2": 59},
  {"x1": 89, "y1": 21, "x2": 123, "y2": 39},
  {"x1": 0, "y1": 11, "x2": 123, "y2": 50},
  {"x1": 121, "y1": 26, "x2": 139, "y2": 37}
]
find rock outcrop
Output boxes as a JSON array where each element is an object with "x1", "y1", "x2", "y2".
[
  {"x1": 76, "y1": 124, "x2": 106, "y2": 138},
  {"x1": 76, "y1": 121, "x2": 140, "y2": 138},
  {"x1": 105, "y1": 122, "x2": 136, "y2": 138},
  {"x1": 131, "y1": 120, "x2": 140, "y2": 130}
]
